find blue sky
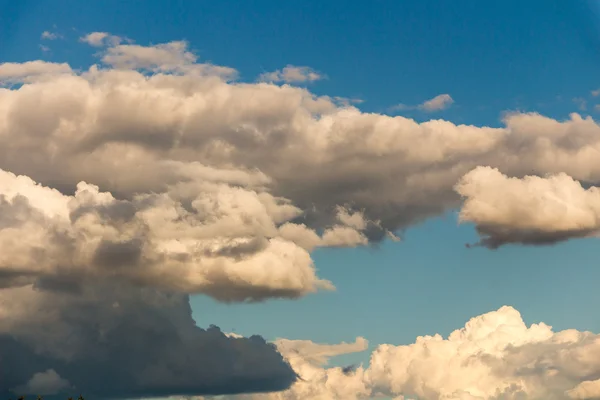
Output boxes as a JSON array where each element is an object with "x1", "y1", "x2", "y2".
[{"x1": 3, "y1": 1, "x2": 600, "y2": 398}]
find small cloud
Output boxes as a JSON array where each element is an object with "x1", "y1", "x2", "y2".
[
  {"x1": 388, "y1": 103, "x2": 412, "y2": 112},
  {"x1": 11, "y1": 369, "x2": 71, "y2": 395},
  {"x1": 332, "y1": 96, "x2": 363, "y2": 107},
  {"x1": 419, "y1": 93, "x2": 454, "y2": 112},
  {"x1": 41, "y1": 31, "x2": 61, "y2": 40},
  {"x1": 259, "y1": 65, "x2": 324, "y2": 84},
  {"x1": 594, "y1": 104, "x2": 600, "y2": 112},
  {"x1": 39, "y1": 45, "x2": 51, "y2": 53},
  {"x1": 389, "y1": 93, "x2": 454, "y2": 113},
  {"x1": 80, "y1": 31, "x2": 125, "y2": 47},
  {"x1": 573, "y1": 97, "x2": 587, "y2": 111},
  {"x1": 592, "y1": 88, "x2": 600, "y2": 97}
]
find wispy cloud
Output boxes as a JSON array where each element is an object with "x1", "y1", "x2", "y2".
[
  {"x1": 419, "y1": 93, "x2": 454, "y2": 111},
  {"x1": 79, "y1": 31, "x2": 125, "y2": 47},
  {"x1": 390, "y1": 93, "x2": 454, "y2": 113},
  {"x1": 259, "y1": 65, "x2": 324, "y2": 84},
  {"x1": 573, "y1": 97, "x2": 587, "y2": 111},
  {"x1": 41, "y1": 30, "x2": 61, "y2": 40}
]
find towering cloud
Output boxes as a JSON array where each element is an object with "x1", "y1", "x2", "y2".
[
  {"x1": 0, "y1": 282, "x2": 297, "y2": 399},
  {"x1": 190, "y1": 307, "x2": 600, "y2": 400},
  {"x1": 3, "y1": 33, "x2": 600, "y2": 398}
]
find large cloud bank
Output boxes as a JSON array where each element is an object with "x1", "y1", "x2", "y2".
[
  {"x1": 2, "y1": 33, "x2": 600, "y2": 398},
  {"x1": 191, "y1": 306, "x2": 600, "y2": 400}
]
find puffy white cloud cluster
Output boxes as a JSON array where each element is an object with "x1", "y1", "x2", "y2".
[
  {"x1": 456, "y1": 167, "x2": 600, "y2": 247},
  {"x1": 0, "y1": 167, "x2": 369, "y2": 301},
  {"x1": 189, "y1": 307, "x2": 600, "y2": 400}
]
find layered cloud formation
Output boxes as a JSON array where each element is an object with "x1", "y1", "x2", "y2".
[{"x1": 2, "y1": 32, "x2": 600, "y2": 398}]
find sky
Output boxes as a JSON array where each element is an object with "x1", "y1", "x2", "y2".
[{"x1": 3, "y1": 1, "x2": 600, "y2": 399}]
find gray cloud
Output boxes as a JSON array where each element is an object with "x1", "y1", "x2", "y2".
[{"x1": 0, "y1": 281, "x2": 297, "y2": 400}]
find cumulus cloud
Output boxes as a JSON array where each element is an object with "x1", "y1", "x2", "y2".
[
  {"x1": 4, "y1": 41, "x2": 600, "y2": 247},
  {"x1": 456, "y1": 166, "x2": 600, "y2": 248},
  {"x1": 11, "y1": 369, "x2": 71, "y2": 395},
  {"x1": 419, "y1": 93, "x2": 454, "y2": 111},
  {"x1": 0, "y1": 168, "x2": 336, "y2": 302},
  {"x1": 366, "y1": 306, "x2": 600, "y2": 399},
  {"x1": 391, "y1": 93, "x2": 454, "y2": 113},
  {"x1": 567, "y1": 379, "x2": 600, "y2": 399},
  {"x1": 41, "y1": 31, "x2": 61, "y2": 40},
  {"x1": 0, "y1": 61, "x2": 72, "y2": 84},
  {"x1": 79, "y1": 31, "x2": 124, "y2": 47},
  {"x1": 0, "y1": 282, "x2": 296, "y2": 399},
  {"x1": 4, "y1": 32, "x2": 600, "y2": 398},
  {"x1": 179, "y1": 307, "x2": 600, "y2": 400},
  {"x1": 259, "y1": 65, "x2": 324, "y2": 83}
]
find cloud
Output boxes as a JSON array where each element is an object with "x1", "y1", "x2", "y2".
[
  {"x1": 259, "y1": 65, "x2": 324, "y2": 84},
  {"x1": 79, "y1": 31, "x2": 124, "y2": 47},
  {"x1": 366, "y1": 306, "x2": 600, "y2": 399},
  {"x1": 0, "y1": 282, "x2": 297, "y2": 399},
  {"x1": 390, "y1": 93, "x2": 454, "y2": 113},
  {"x1": 11, "y1": 369, "x2": 71, "y2": 395},
  {"x1": 3, "y1": 43, "x2": 600, "y2": 248},
  {"x1": 567, "y1": 379, "x2": 600, "y2": 399},
  {"x1": 0, "y1": 168, "x2": 336, "y2": 302},
  {"x1": 41, "y1": 31, "x2": 61, "y2": 40},
  {"x1": 573, "y1": 97, "x2": 587, "y2": 111},
  {"x1": 456, "y1": 166, "x2": 600, "y2": 248},
  {"x1": 4, "y1": 34, "x2": 600, "y2": 397},
  {"x1": 181, "y1": 306, "x2": 600, "y2": 400},
  {"x1": 419, "y1": 93, "x2": 454, "y2": 111},
  {"x1": 592, "y1": 88, "x2": 600, "y2": 97},
  {"x1": 5, "y1": 37, "x2": 600, "y2": 252},
  {"x1": 0, "y1": 61, "x2": 72, "y2": 84}
]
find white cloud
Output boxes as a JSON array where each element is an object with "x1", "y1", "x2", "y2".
[
  {"x1": 567, "y1": 379, "x2": 600, "y2": 399},
  {"x1": 573, "y1": 97, "x2": 587, "y2": 111},
  {"x1": 456, "y1": 166, "x2": 600, "y2": 247},
  {"x1": 391, "y1": 93, "x2": 454, "y2": 113},
  {"x1": 79, "y1": 31, "x2": 124, "y2": 47},
  {"x1": 0, "y1": 167, "x2": 337, "y2": 302},
  {"x1": 419, "y1": 93, "x2": 454, "y2": 111},
  {"x1": 11, "y1": 369, "x2": 71, "y2": 395},
  {"x1": 41, "y1": 31, "x2": 61, "y2": 40},
  {"x1": 0, "y1": 60, "x2": 71, "y2": 84},
  {"x1": 259, "y1": 65, "x2": 324, "y2": 83}
]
